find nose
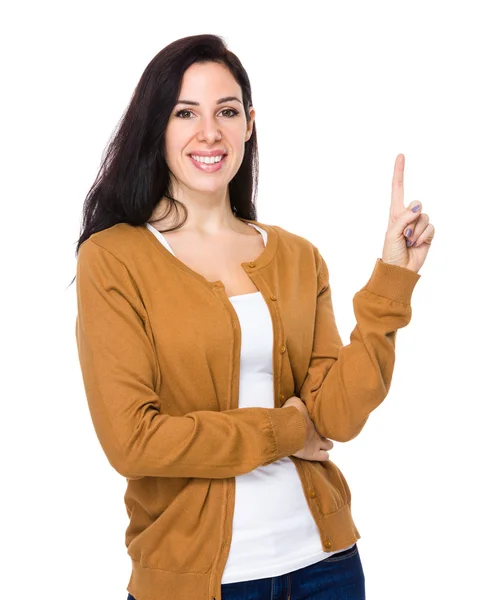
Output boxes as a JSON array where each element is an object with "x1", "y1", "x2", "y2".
[{"x1": 196, "y1": 115, "x2": 222, "y2": 144}]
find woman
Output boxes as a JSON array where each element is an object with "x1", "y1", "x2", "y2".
[{"x1": 73, "y1": 34, "x2": 434, "y2": 600}]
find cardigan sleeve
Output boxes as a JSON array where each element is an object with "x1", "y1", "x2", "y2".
[
  {"x1": 298, "y1": 249, "x2": 421, "y2": 442},
  {"x1": 75, "y1": 239, "x2": 307, "y2": 479}
]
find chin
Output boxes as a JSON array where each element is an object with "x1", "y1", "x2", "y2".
[{"x1": 192, "y1": 185, "x2": 229, "y2": 195}]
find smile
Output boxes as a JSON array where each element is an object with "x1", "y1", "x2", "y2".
[{"x1": 188, "y1": 154, "x2": 227, "y2": 173}]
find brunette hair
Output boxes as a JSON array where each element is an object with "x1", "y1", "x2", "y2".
[{"x1": 69, "y1": 34, "x2": 258, "y2": 285}]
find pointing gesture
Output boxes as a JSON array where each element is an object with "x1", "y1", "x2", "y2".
[{"x1": 381, "y1": 154, "x2": 435, "y2": 273}]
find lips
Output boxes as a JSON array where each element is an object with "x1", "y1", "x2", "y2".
[{"x1": 188, "y1": 154, "x2": 227, "y2": 173}]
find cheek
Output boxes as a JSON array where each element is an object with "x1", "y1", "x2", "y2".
[
  {"x1": 164, "y1": 124, "x2": 187, "y2": 154},
  {"x1": 163, "y1": 139, "x2": 179, "y2": 172}
]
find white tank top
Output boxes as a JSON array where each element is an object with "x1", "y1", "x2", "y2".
[{"x1": 145, "y1": 221, "x2": 353, "y2": 583}]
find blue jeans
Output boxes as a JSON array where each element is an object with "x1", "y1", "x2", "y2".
[{"x1": 127, "y1": 543, "x2": 365, "y2": 599}]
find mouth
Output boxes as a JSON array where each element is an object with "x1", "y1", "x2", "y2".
[{"x1": 188, "y1": 153, "x2": 227, "y2": 173}]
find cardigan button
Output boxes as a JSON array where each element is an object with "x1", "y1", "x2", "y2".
[
  {"x1": 279, "y1": 393, "x2": 285, "y2": 401},
  {"x1": 279, "y1": 345, "x2": 286, "y2": 353},
  {"x1": 309, "y1": 489, "x2": 317, "y2": 498},
  {"x1": 270, "y1": 294, "x2": 278, "y2": 301},
  {"x1": 248, "y1": 261, "x2": 256, "y2": 267},
  {"x1": 324, "y1": 539, "x2": 332, "y2": 548}
]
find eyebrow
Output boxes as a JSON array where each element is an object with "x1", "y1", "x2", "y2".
[{"x1": 175, "y1": 96, "x2": 242, "y2": 106}]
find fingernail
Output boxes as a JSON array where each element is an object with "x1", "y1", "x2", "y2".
[
  {"x1": 406, "y1": 239, "x2": 412, "y2": 247},
  {"x1": 412, "y1": 204, "x2": 421, "y2": 213},
  {"x1": 405, "y1": 228, "x2": 412, "y2": 237}
]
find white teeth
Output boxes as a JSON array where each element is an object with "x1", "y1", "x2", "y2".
[{"x1": 191, "y1": 154, "x2": 224, "y2": 164}]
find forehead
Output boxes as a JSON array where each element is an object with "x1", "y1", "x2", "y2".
[{"x1": 179, "y1": 62, "x2": 242, "y2": 99}]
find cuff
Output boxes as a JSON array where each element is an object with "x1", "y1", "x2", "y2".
[
  {"x1": 362, "y1": 258, "x2": 421, "y2": 305},
  {"x1": 266, "y1": 406, "x2": 307, "y2": 463}
]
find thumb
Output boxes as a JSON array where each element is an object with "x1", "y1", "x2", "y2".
[{"x1": 391, "y1": 201, "x2": 422, "y2": 237}]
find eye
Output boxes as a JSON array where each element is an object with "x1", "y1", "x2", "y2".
[
  {"x1": 175, "y1": 109, "x2": 193, "y2": 119},
  {"x1": 220, "y1": 108, "x2": 240, "y2": 117}
]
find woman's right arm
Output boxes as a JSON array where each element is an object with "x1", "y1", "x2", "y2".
[{"x1": 75, "y1": 240, "x2": 307, "y2": 480}]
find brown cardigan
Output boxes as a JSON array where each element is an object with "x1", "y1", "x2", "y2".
[{"x1": 75, "y1": 218, "x2": 421, "y2": 600}]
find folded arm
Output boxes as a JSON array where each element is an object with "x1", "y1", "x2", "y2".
[{"x1": 75, "y1": 240, "x2": 306, "y2": 479}]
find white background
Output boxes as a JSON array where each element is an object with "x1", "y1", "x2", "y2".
[{"x1": 2, "y1": 1, "x2": 494, "y2": 599}]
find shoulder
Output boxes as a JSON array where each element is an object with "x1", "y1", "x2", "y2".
[
  {"x1": 271, "y1": 223, "x2": 317, "y2": 250},
  {"x1": 266, "y1": 223, "x2": 331, "y2": 293},
  {"x1": 78, "y1": 223, "x2": 147, "y2": 263},
  {"x1": 76, "y1": 223, "x2": 155, "y2": 291},
  {"x1": 254, "y1": 220, "x2": 320, "y2": 267}
]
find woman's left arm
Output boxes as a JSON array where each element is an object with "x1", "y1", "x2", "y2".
[{"x1": 298, "y1": 154, "x2": 435, "y2": 441}]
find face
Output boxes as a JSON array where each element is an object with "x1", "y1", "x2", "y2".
[{"x1": 164, "y1": 61, "x2": 255, "y2": 198}]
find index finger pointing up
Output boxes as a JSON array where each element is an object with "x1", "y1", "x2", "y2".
[{"x1": 391, "y1": 153, "x2": 406, "y2": 213}]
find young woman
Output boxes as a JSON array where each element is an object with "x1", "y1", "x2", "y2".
[{"x1": 73, "y1": 34, "x2": 435, "y2": 600}]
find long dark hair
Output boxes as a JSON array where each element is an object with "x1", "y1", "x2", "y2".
[{"x1": 68, "y1": 34, "x2": 259, "y2": 286}]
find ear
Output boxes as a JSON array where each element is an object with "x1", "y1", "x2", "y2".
[{"x1": 245, "y1": 107, "x2": 256, "y2": 142}]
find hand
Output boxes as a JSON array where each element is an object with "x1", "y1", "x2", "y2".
[
  {"x1": 282, "y1": 396, "x2": 333, "y2": 461},
  {"x1": 381, "y1": 154, "x2": 436, "y2": 273}
]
